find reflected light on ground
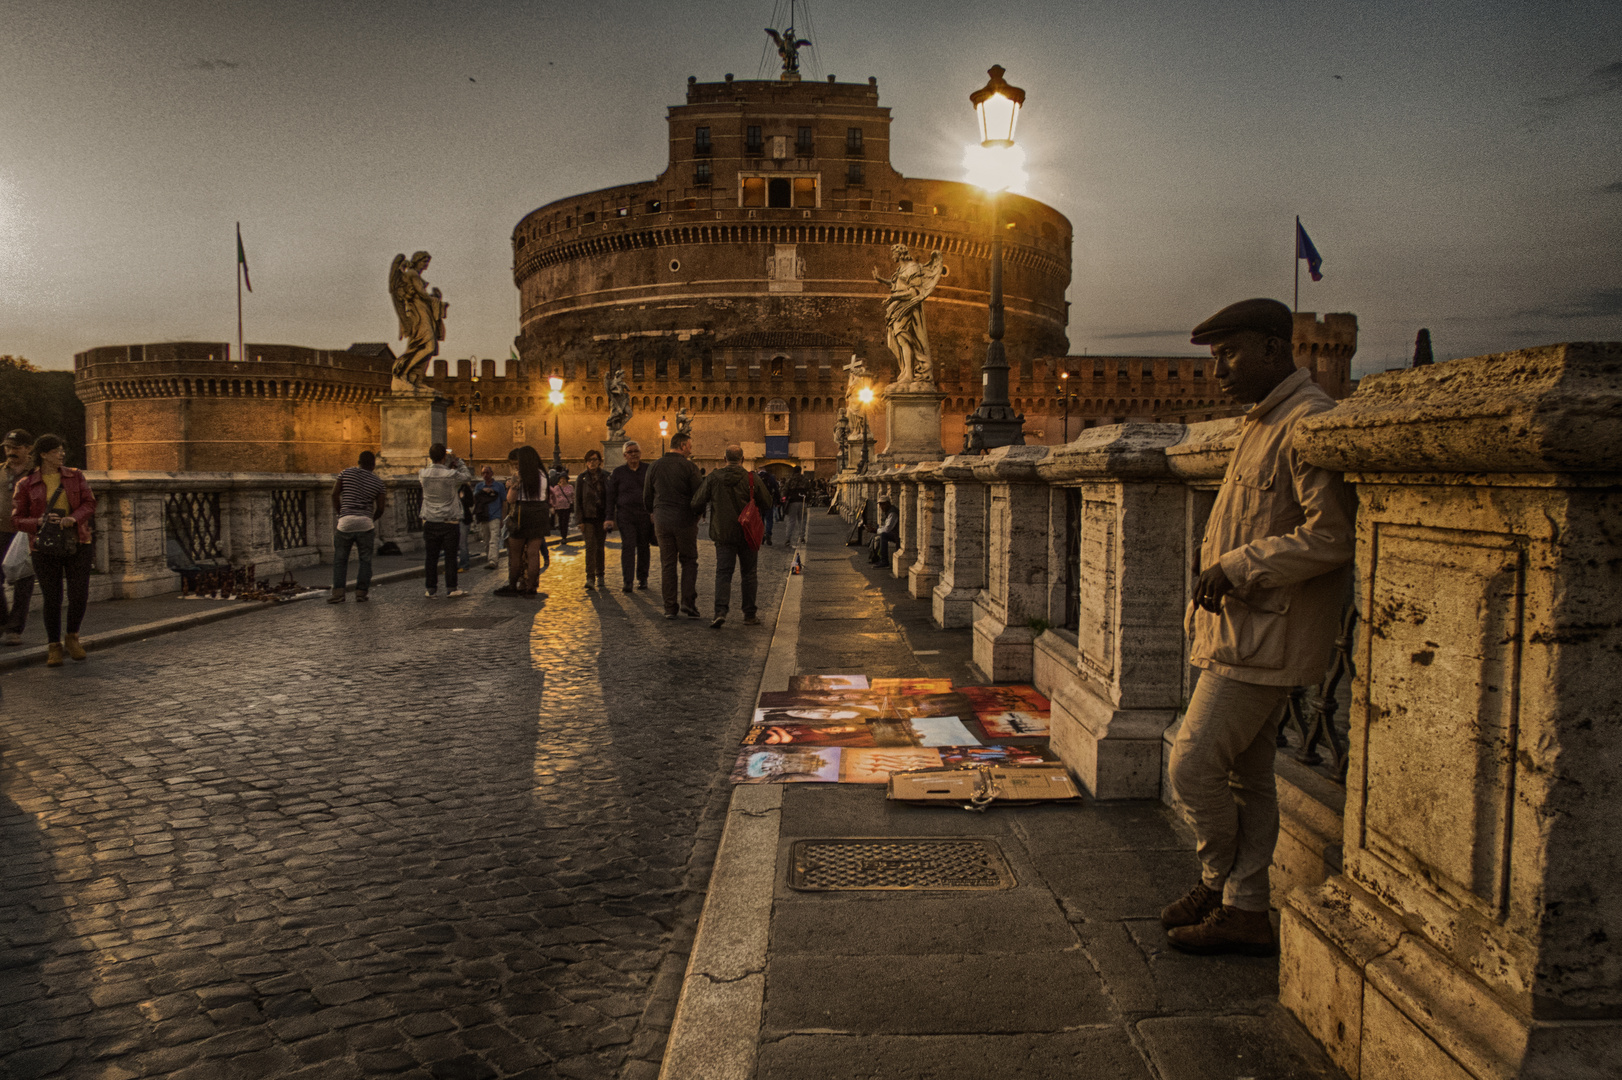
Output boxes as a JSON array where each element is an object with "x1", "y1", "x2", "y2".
[{"x1": 962, "y1": 143, "x2": 1028, "y2": 195}]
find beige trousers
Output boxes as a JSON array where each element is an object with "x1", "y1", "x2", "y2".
[{"x1": 1168, "y1": 671, "x2": 1291, "y2": 912}]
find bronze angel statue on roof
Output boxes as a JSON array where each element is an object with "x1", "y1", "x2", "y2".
[
  {"x1": 765, "y1": 26, "x2": 811, "y2": 77},
  {"x1": 388, "y1": 251, "x2": 448, "y2": 393}
]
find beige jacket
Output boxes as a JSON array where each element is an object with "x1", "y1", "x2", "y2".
[{"x1": 1191, "y1": 368, "x2": 1355, "y2": 687}]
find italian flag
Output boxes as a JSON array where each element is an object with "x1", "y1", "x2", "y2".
[{"x1": 237, "y1": 223, "x2": 252, "y2": 292}]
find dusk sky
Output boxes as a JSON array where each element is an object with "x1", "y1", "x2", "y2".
[{"x1": 3, "y1": 0, "x2": 1619, "y2": 377}]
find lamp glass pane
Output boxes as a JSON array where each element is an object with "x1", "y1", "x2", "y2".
[{"x1": 977, "y1": 93, "x2": 1019, "y2": 145}]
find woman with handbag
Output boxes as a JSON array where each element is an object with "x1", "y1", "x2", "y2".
[
  {"x1": 11, "y1": 434, "x2": 96, "y2": 667},
  {"x1": 495, "y1": 445, "x2": 550, "y2": 597}
]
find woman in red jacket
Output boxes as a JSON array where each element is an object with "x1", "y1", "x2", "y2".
[{"x1": 11, "y1": 434, "x2": 96, "y2": 667}]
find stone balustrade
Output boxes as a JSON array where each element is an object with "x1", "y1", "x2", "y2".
[
  {"x1": 73, "y1": 472, "x2": 425, "y2": 601},
  {"x1": 836, "y1": 341, "x2": 1621, "y2": 1077}
]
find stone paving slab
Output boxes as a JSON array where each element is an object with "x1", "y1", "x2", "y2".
[{"x1": 755, "y1": 1030, "x2": 1156, "y2": 1080}]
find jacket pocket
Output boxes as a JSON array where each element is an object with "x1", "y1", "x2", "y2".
[{"x1": 1205, "y1": 592, "x2": 1290, "y2": 670}]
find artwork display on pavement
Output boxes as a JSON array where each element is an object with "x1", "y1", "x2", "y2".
[{"x1": 734, "y1": 678, "x2": 1065, "y2": 786}]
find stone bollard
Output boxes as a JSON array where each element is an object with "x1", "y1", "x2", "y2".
[
  {"x1": 970, "y1": 446, "x2": 1053, "y2": 682},
  {"x1": 1034, "y1": 425, "x2": 1188, "y2": 799},
  {"x1": 931, "y1": 456, "x2": 986, "y2": 629},
  {"x1": 1281, "y1": 343, "x2": 1622, "y2": 1078},
  {"x1": 908, "y1": 463, "x2": 946, "y2": 600}
]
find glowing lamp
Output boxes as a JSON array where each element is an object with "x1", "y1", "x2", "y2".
[
  {"x1": 857, "y1": 386, "x2": 874, "y2": 405},
  {"x1": 659, "y1": 418, "x2": 670, "y2": 436},
  {"x1": 970, "y1": 65, "x2": 1024, "y2": 148},
  {"x1": 548, "y1": 375, "x2": 564, "y2": 407}
]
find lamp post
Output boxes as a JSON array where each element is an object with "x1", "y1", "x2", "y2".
[
  {"x1": 548, "y1": 375, "x2": 564, "y2": 472},
  {"x1": 1058, "y1": 369, "x2": 1072, "y2": 442},
  {"x1": 964, "y1": 65, "x2": 1027, "y2": 453},
  {"x1": 459, "y1": 374, "x2": 481, "y2": 458},
  {"x1": 857, "y1": 385, "x2": 874, "y2": 473},
  {"x1": 659, "y1": 417, "x2": 669, "y2": 456}
]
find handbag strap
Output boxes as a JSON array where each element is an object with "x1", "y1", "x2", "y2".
[{"x1": 46, "y1": 480, "x2": 70, "y2": 516}]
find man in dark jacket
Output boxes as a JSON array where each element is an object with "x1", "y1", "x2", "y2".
[
  {"x1": 692, "y1": 444, "x2": 772, "y2": 629},
  {"x1": 644, "y1": 432, "x2": 704, "y2": 619},
  {"x1": 604, "y1": 442, "x2": 652, "y2": 594}
]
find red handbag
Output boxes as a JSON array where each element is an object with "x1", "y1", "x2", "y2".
[{"x1": 738, "y1": 472, "x2": 765, "y2": 551}]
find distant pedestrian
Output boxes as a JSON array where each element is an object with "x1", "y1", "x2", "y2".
[
  {"x1": 549, "y1": 469, "x2": 575, "y2": 544},
  {"x1": 782, "y1": 467, "x2": 809, "y2": 546},
  {"x1": 457, "y1": 482, "x2": 474, "y2": 571},
  {"x1": 11, "y1": 435, "x2": 96, "y2": 667},
  {"x1": 759, "y1": 470, "x2": 781, "y2": 545},
  {"x1": 496, "y1": 445, "x2": 550, "y2": 597},
  {"x1": 692, "y1": 444, "x2": 771, "y2": 629},
  {"x1": 575, "y1": 450, "x2": 608, "y2": 589},
  {"x1": 471, "y1": 466, "x2": 506, "y2": 569},
  {"x1": 419, "y1": 442, "x2": 474, "y2": 597},
  {"x1": 604, "y1": 442, "x2": 652, "y2": 594},
  {"x1": 870, "y1": 498, "x2": 899, "y2": 565},
  {"x1": 644, "y1": 432, "x2": 703, "y2": 619},
  {"x1": 329, "y1": 450, "x2": 386, "y2": 603},
  {"x1": 1, "y1": 428, "x2": 36, "y2": 645}
]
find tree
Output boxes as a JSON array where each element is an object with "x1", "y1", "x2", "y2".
[
  {"x1": 1412, "y1": 329, "x2": 1434, "y2": 367},
  {"x1": 0, "y1": 354, "x2": 42, "y2": 372},
  {"x1": 0, "y1": 361, "x2": 85, "y2": 466}
]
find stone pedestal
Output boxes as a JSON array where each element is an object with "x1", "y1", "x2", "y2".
[
  {"x1": 891, "y1": 468, "x2": 919, "y2": 579},
  {"x1": 970, "y1": 446, "x2": 1052, "y2": 682},
  {"x1": 1283, "y1": 343, "x2": 1622, "y2": 1079},
  {"x1": 601, "y1": 437, "x2": 627, "y2": 471},
  {"x1": 931, "y1": 457, "x2": 985, "y2": 629},
  {"x1": 878, "y1": 386, "x2": 946, "y2": 465},
  {"x1": 908, "y1": 466, "x2": 945, "y2": 600},
  {"x1": 378, "y1": 392, "x2": 447, "y2": 475}
]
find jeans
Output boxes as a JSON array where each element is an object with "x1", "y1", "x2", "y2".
[
  {"x1": 554, "y1": 508, "x2": 572, "y2": 541},
  {"x1": 874, "y1": 529, "x2": 899, "y2": 564},
  {"x1": 475, "y1": 519, "x2": 501, "y2": 566},
  {"x1": 713, "y1": 541, "x2": 758, "y2": 617},
  {"x1": 580, "y1": 521, "x2": 606, "y2": 580},
  {"x1": 1168, "y1": 671, "x2": 1292, "y2": 912},
  {"x1": 423, "y1": 521, "x2": 461, "y2": 592},
  {"x1": 32, "y1": 545, "x2": 92, "y2": 644},
  {"x1": 0, "y1": 531, "x2": 34, "y2": 634},
  {"x1": 332, "y1": 528, "x2": 375, "y2": 592},
  {"x1": 784, "y1": 502, "x2": 805, "y2": 545},
  {"x1": 617, "y1": 513, "x2": 653, "y2": 588},
  {"x1": 653, "y1": 512, "x2": 699, "y2": 614}
]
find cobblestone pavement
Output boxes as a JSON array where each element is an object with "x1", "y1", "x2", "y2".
[{"x1": 1, "y1": 534, "x2": 791, "y2": 1080}]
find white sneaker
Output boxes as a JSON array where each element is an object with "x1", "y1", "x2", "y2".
[
  {"x1": 425, "y1": 589, "x2": 437, "y2": 597},
  {"x1": 447, "y1": 588, "x2": 467, "y2": 597}
]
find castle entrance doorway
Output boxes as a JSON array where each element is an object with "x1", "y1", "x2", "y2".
[{"x1": 768, "y1": 178, "x2": 791, "y2": 208}]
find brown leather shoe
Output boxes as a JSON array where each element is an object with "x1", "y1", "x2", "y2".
[
  {"x1": 46, "y1": 642, "x2": 63, "y2": 667},
  {"x1": 1166, "y1": 904, "x2": 1277, "y2": 957},
  {"x1": 64, "y1": 633, "x2": 87, "y2": 661},
  {"x1": 1160, "y1": 881, "x2": 1223, "y2": 929}
]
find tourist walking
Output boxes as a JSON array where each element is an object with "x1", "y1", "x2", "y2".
[
  {"x1": 759, "y1": 470, "x2": 781, "y2": 546},
  {"x1": 496, "y1": 445, "x2": 550, "y2": 597},
  {"x1": 1, "y1": 429, "x2": 36, "y2": 645},
  {"x1": 604, "y1": 442, "x2": 652, "y2": 594},
  {"x1": 575, "y1": 450, "x2": 608, "y2": 589},
  {"x1": 691, "y1": 444, "x2": 771, "y2": 629},
  {"x1": 549, "y1": 469, "x2": 574, "y2": 544},
  {"x1": 1161, "y1": 298, "x2": 1355, "y2": 957},
  {"x1": 329, "y1": 450, "x2": 386, "y2": 603},
  {"x1": 782, "y1": 467, "x2": 809, "y2": 547},
  {"x1": 457, "y1": 482, "x2": 474, "y2": 571},
  {"x1": 643, "y1": 432, "x2": 703, "y2": 619},
  {"x1": 418, "y1": 443, "x2": 473, "y2": 597},
  {"x1": 471, "y1": 467, "x2": 506, "y2": 569},
  {"x1": 10, "y1": 435, "x2": 96, "y2": 666}
]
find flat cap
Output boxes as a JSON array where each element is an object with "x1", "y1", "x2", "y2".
[{"x1": 1190, "y1": 298, "x2": 1293, "y2": 345}]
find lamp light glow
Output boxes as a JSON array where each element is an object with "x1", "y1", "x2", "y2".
[
  {"x1": 970, "y1": 65, "x2": 1025, "y2": 147},
  {"x1": 962, "y1": 143, "x2": 1028, "y2": 194},
  {"x1": 857, "y1": 386, "x2": 874, "y2": 405}
]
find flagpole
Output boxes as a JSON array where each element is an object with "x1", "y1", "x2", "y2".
[
  {"x1": 236, "y1": 222, "x2": 244, "y2": 363},
  {"x1": 1293, "y1": 216, "x2": 1300, "y2": 313}
]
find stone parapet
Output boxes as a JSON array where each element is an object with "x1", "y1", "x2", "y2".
[
  {"x1": 930, "y1": 456, "x2": 986, "y2": 629},
  {"x1": 968, "y1": 446, "x2": 1052, "y2": 682}
]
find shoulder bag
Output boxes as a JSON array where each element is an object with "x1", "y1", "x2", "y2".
[
  {"x1": 737, "y1": 472, "x2": 765, "y2": 551},
  {"x1": 35, "y1": 484, "x2": 80, "y2": 559}
]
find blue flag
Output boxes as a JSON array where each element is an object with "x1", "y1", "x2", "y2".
[{"x1": 1295, "y1": 218, "x2": 1323, "y2": 282}]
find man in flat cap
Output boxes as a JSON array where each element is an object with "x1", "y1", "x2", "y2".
[{"x1": 1161, "y1": 297, "x2": 1354, "y2": 956}]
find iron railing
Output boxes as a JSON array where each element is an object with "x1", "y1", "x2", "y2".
[
  {"x1": 271, "y1": 489, "x2": 308, "y2": 550},
  {"x1": 1278, "y1": 605, "x2": 1357, "y2": 783},
  {"x1": 405, "y1": 487, "x2": 423, "y2": 533},
  {"x1": 164, "y1": 492, "x2": 223, "y2": 563}
]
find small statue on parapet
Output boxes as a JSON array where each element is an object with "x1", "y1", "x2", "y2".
[
  {"x1": 606, "y1": 367, "x2": 633, "y2": 440},
  {"x1": 833, "y1": 406, "x2": 850, "y2": 472},
  {"x1": 388, "y1": 251, "x2": 448, "y2": 394},
  {"x1": 675, "y1": 406, "x2": 693, "y2": 438}
]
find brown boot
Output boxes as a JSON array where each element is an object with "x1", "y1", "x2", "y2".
[
  {"x1": 328, "y1": 588, "x2": 346, "y2": 604},
  {"x1": 64, "y1": 634, "x2": 87, "y2": 661},
  {"x1": 46, "y1": 642, "x2": 63, "y2": 667},
  {"x1": 1160, "y1": 881, "x2": 1223, "y2": 929},
  {"x1": 1166, "y1": 904, "x2": 1277, "y2": 957}
]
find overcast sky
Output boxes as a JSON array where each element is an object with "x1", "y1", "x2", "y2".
[{"x1": 2, "y1": 0, "x2": 1619, "y2": 376}]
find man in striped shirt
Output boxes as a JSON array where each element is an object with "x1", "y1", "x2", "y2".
[{"x1": 330, "y1": 451, "x2": 387, "y2": 603}]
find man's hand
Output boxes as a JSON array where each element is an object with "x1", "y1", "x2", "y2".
[
  {"x1": 604, "y1": 519, "x2": 615, "y2": 532},
  {"x1": 1194, "y1": 562, "x2": 1234, "y2": 613}
]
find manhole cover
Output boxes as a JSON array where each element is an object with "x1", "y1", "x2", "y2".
[
  {"x1": 418, "y1": 616, "x2": 514, "y2": 630},
  {"x1": 787, "y1": 838, "x2": 1014, "y2": 891}
]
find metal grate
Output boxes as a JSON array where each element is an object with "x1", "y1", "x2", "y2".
[
  {"x1": 418, "y1": 617, "x2": 515, "y2": 630},
  {"x1": 165, "y1": 492, "x2": 223, "y2": 562},
  {"x1": 271, "y1": 489, "x2": 308, "y2": 550},
  {"x1": 404, "y1": 486, "x2": 423, "y2": 533},
  {"x1": 787, "y1": 838, "x2": 1014, "y2": 892}
]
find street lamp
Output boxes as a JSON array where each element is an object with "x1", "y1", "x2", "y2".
[
  {"x1": 857, "y1": 385, "x2": 874, "y2": 473},
  {"x1": 964, "y1": 65, "x2": 1027, "y2": 453},
  {"x1": 659, "y1": 416, "x2": 669, "y2": 456},
  {"x1": 459, "y1": 374, "x2": 481, "y2": 458},
  {"x1": 1058, "y1": 369, "x2": 1073, "y2": 442},
  {"x1": 548, "y1": 375, "x2": 564, "y2": 472}
]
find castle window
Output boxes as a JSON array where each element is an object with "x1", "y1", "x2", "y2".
[
  {"x1": 695, "y1": 161, "x2": 712, "y2": 186},
  {"x1": 768, "y1": 178, "x2": 791, "y2": 208},
  {"x1": 616, "y1": 206, "x2": 629, "y2": 217},
  {"x1": 583, "y1": 211, "x2": 596, "y2": 224},
  {"x1": 632, "y1": 357, "x2": 645, "y2": 379},
  {"x1": 793, "y1": 177, "x2": 816, "y2": 207},
  {"x1": 656, "y1": 355, "x2": 668, "y2": 379},
  {"x1": 898, "y1": 199, "x2": 913, "y2": 213},
  {"x1": 845, "y1": 127, "x2": 863, "y2": 155},
  {"x1": 742, "y1": 176, "x2": 766, "y2": 207},
  {"x1": 847, "y1": 161, "x2": 865, "y2": 186},
  {"x1": 702, "y1": 354, "x2": 713, "y2": 378},
  {"x1": 694, "y1": 127, "x2": 711, "y2": 155},
  {"x1": 746, "y1": 126, "x2": 763, "y2": 156},
  {"x1": 769, "y1": 356, "x2": 786, "y2": 378},
  {"x1": 647, "y1": 199, "x2": 662, "y2": 213},
  {"x1": 797, "y1": 126, "x2": 814, "y2": 156},
  {"x1": 679, "y1": 357, "x2": 691, "y2": 379},
  {"x1": 933, "y1": 205, "x2": 949, "y2": 219}
]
